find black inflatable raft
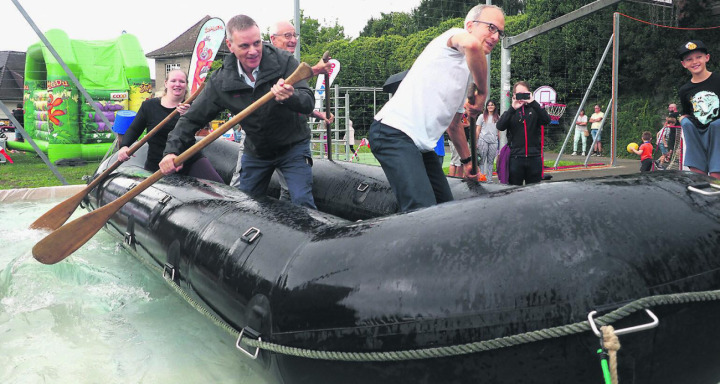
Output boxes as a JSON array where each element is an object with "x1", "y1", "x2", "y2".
[{"x1": 85, "y1": 138, "x2": 720, "y2": 384}]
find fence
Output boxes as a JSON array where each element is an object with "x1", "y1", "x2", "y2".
[{"x1": 310, "y1": 85, "x2": 387, "y2": 161}]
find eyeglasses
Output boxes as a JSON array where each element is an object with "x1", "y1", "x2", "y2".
[
  {"x1": 472, "y1": 21, "x2": 505, "y2": 38},
  {"x1": 273, "y1": 32, "x2": 299, "y2": 39}
]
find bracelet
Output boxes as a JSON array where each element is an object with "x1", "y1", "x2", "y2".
[{"x1": 460, "y1": 156, "x2": 472, "y2": 165}]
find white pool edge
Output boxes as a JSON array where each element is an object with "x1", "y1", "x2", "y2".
[{"x1": 0, "y1": 185, "x2": 86, "y2": 203}]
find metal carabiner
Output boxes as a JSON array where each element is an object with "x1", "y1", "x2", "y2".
[{"x1": 587, "y1": 309, "x2": 659, "y2": 337}]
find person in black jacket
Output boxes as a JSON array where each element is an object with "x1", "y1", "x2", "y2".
[
  {"x1": 496, "y1": 81, "x2": 551, "y2": 186},
  {"x1": 117, "y1": 69, "x2": 223, "y2": 182},
  {"x1": 160, "y1": 14, "x2": 316, "y2": 209}
]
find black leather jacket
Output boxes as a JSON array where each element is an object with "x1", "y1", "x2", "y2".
[{"x1": 164, "y1": 43, "x2": 314, "y2": 159}]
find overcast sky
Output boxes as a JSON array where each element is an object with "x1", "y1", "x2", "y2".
[{"x1": 2, "y1": 0, "x2": 422, "y2": 78}]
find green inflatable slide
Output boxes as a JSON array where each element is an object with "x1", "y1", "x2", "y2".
[{"x1": 10, "y1": 29, "x2": 152, "y2": 163}]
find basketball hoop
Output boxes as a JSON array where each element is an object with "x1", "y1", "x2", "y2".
[
  {"x1": 533, "y1": 85, "x2": 565, "y2": 125},
  {"x1": 543, "y1": 103, "x2": 566, "y2": 125}
]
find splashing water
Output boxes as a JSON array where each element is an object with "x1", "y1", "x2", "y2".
[{"x1": 0, "y1": 199, "x2": 264, "y2": 383}]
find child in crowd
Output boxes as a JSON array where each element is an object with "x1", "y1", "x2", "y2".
[
  {"x1": 631, "y1": 131, "x2": 654, "y2": 172},
  {"x1": 677, "y1": 40, "x2": 720, "y2": 179},
  {"x1": 655, "y1": 116, "x2": 677, "y2": 169}
]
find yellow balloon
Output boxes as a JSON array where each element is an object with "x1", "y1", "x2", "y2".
[{"x1": 626, "y1": 142, "x2": 639, "y2": 153}]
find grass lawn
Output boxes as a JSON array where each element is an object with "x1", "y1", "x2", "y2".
[
  {"x1": 0, "y1": 150, "x2": 101, "y2": 190},
  {"x1": 1, "y1": 145, "x2": 585, "y2": 190}
]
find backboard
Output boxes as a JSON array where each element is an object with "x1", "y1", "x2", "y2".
[{"x1": 533, "y1": 85, "x2": 557, "y2": 106}]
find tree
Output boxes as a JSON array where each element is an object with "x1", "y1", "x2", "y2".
[
  {"x1": 360, "y1": 12, "x2": 418, "y2": 38},
  {"x1": 297, "y1": 10, "x2": 350, "y2": 54}
]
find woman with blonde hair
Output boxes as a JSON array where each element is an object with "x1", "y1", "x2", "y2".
[{"x1": 117, "y1": 69, "x2": 223, "y2": 182}]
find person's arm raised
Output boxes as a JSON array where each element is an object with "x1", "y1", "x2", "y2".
[{"x1": 448, "y1": 32, "x2": 488, "y2": 101}]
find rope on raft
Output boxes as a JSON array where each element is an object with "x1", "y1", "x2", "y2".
[{"x1": 122, "y1": 242, "x2": 720, "y2": 363}]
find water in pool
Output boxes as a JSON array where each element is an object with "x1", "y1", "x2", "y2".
[{"x1": 0, "y1": 198, "x2": 265, "y2": 383}]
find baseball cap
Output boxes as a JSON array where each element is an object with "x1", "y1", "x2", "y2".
[{"x1": 677, "y1": 40, "x2": 708, "y2": 59}]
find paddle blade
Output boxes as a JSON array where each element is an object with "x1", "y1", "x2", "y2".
[
  {"x1": 32, "y1": 203, "x2": 117, "y2": 264},
  {"x1": 29, "y1": 188, "x2": 88, "y2": 230}
]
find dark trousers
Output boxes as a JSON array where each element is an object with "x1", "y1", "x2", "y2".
[
  {"x1": 508, "y1": 156, "x2": 543, "y2": 186},
  {"x1": 236, "y1": 139, "x2": 316, "y2": 209},
  {"x1": 368, "y1": 120, "x2": 453, "y2": 212},
  {"x1": 640, "y1": 158, "x2": 653, "y2": 172}
]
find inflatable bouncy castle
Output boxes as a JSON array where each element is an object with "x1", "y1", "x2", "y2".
[{"x1": 9, "y1": 29, "x2": 152, "y2": 163}]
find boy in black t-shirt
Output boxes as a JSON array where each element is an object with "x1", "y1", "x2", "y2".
[{"x1": 677, "y1": 40, "x2": 720, "y2": 179}]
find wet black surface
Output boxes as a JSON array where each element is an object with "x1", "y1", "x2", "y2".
[{"x1": 89, "y1": 140, "x2": 720, "y2": 384}]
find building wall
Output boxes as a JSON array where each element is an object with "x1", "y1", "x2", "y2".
[{"x1": 0, "y1": 100, "x2": 22, "y2": 121}]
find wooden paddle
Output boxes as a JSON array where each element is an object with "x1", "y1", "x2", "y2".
[
  {"x1": 29, "y1": 82, "x2": 207, "y2": 231},
  {"x1": 322, "y1": 51, "x2": 332, "y2": 161},
  {"x1": 466, "y1": 84, "x2": 479, "y2": 176},
  {"x1": 32, "y1": 62, "x2": 314, "y2": 265}
]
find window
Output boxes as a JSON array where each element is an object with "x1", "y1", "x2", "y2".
[{"x1": 165, "y1": 63, "x2": 181, "y2": 75}]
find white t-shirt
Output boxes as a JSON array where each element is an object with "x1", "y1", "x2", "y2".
[
  {"x1": 479, "y1": 116, "x2": 498, "y2": 142},
  {"x1": 590, "y1": 112, "x2": 604, "y2": 130},
  {"x1": 575, "y1": 115, "x2": 588, "y2": 131},
  {"x1": 374, "y1": 28, "x2": 471, "y2": 151}
]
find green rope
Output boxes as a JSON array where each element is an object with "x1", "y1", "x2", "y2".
[
  {"x1": 118, "y1": 241, "x2": 720, "y2": 362},
  {"x1": 240, "y1": 291, "x2": 720, "y2": 362}
]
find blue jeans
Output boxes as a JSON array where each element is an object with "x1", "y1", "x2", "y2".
[
  {"x1": 368, "y1": 120, "x2": 452, "y2": 212},
  {"x1": 681, "y1": 118, "x2": 720, "y2": 174},
  {"x1": 235, "y1": 139, "x2": 316, "y2": 209}
]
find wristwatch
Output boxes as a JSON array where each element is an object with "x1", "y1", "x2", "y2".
[{"x1": 460, "y1": 156, "x2": 472, "y2": 165}]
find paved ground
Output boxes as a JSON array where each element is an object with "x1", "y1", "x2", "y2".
[
  {"x1": 343, "y1": 147, "x2": 642, "y2": 182},
  {"x1": 542, "y1": 152, "x2": 641, "y2": 182}
]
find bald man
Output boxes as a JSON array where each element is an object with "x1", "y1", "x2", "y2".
[
  {"x1": 270, "y1": 21, "x2": 298, "y2": 54},
  {"x1": 270, "y1": 20, "x2": 331, "y2": 76}
]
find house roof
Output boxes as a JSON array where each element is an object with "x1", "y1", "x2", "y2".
[
  {"x1": 146, "y1": 15, "x2": 230, "y2": 59},
  {"x1": 0, "y1": 51, "x2": 26, "y2": 100}
]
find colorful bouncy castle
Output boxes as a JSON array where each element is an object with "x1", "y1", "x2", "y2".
[{"x1": 9, "y1": 29, "x2": 152, "y2": 163}]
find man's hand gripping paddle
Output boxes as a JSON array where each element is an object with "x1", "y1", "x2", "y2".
[{"x1": 32, "y1": 63, "x2": 314, "y2": 265}]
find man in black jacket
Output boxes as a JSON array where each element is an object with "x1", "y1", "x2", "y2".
[{"x1": 160, "y1": 14, "x2": 317, "y2": 208}]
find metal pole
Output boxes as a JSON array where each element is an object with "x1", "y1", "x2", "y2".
[
  {"x1": 0, "y1": 103, "x2": 68, "y2": 184},
  {"x1": 611, "y1": 13, "x2": 620, "y2": 166},
  {"x1": 486, "y1": 0, "x2": 492, "y2": 98},
  {"x1": 333, "y1": 84, "x2": 340, "y2": 159},
  {"x1": 12, "y1": 0, "x2": 114, "y2": 134},
  {"x1": 499, "y1": 43, "x2": 511, "y2": 148},
  {"x1": 294, "y1": 0, "x2": 301, "y2": 62},
  {"x1": 553, "y1": 34, "x2": 614, "y2": 167},
  {"x1": 325, "y1": 78, "x2": 332, "y2": 161},
  {"x1": 344, "y1": 92, "x2": 350, "y2": 161}
]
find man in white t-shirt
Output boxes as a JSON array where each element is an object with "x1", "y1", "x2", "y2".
[
  {"x1": 368, "y1": 4, "x2": 505, "y2": 212},
  {"x1": 589, "y1": 104, "x2": 605, "y2": 156}
]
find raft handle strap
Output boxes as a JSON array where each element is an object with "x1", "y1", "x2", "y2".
[
  {"x1": 688, "y1": 182, "x2": 720, "y2": 196},
  {"x1": 587, "y1": 309, "x2": 658, "y2": 337},
  {"x1": 357, "y1": 182, "x2": 369, "y2": 192},
  {"x1": 123, "y1": 229, "x2": 720, "y2": 364},
  {"x1": 162, "y1": 263, "x2": 176, "y2": 281},
  {"x1": 241, "y1": 227, "x2": 261, "y2": 244},
  {"x1": 124, "y1": 215, "x2": 136, "y2": 247},
  {"x1": 236, "y1": 327, "x2": 262, "y2": 359}
]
